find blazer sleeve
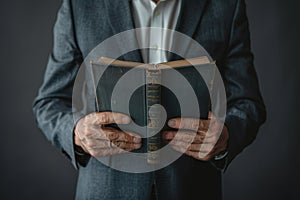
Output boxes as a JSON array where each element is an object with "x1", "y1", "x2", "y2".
[
  {"x1": 221, "y1": 0, "x2": 267, "y2": 171},
  {"x1": 33, "y1": 0, "x2": 82, "y2": 169}
]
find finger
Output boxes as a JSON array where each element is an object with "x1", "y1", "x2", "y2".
[
  {"x1": 84, "y1": 138, "x2": 141, "y2": 151},
  {"x1": 171, "y1": 145, "x2": 211, "y2": 161},
  {"x1": 89, "y1": 147, "x2": 126, "y2": 158},
  {"x1": 170, "y1": 140, "x2": 202, "y2": 151},
  {"x1": 113, "y1": 130, "x2": 142, "y2": 143},
  {"x1": 163, "y1": 130, "x2": 194, "y2": 143},
  {"x1": 83, "y1": 138, "x2": 110, "y2": 149},
  {"x1": 90, "y1": 112, "x2": 131, "y2": 125},
  {"x1": 163, "y1": 131, "x2": 214, "y2": 144},
  {"x1": 111, "y1": 140, "x2": 142, "y2": 150},
  {"x1": 168, "y1": 118, "x2": 198, "y2": 131},
  {"x1": 170, "y1": 139, "x2": 211, "y2": 152},
  {"x1": 169, "y1": 139, "x2": 214, "y2": 152},
  {"x1": 170, "y1": 138, "x2": 215, "y2": 155},
  {"x1": 168, "y1": 118, "x2": 211, "y2": 131},
  {"x1": 86, "y1": 127, "x2": 142, "y2": 143},
  {"x1": 81, "y1": 126, "x2": 118, "y2": 141},
  {"x1": 87, "y1": 141, "x2": 141, "y2": 158},
  {"x1": 122, "y1": 131, "x2": 142, "y2": 143}
]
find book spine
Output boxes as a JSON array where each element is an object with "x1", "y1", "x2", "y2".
[{"x1": 146, "y1": 67, "x2": 162, "y2": 164}]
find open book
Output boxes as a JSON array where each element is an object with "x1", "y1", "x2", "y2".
[{"x1": 90, "y1": 56, "x2": 216, "y2": 164}]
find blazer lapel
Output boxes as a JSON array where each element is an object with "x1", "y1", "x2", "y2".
[
  {"x1": 102, "y1": 0, "x2": 208, "y2": 62},
  {"x1": 175, "y1": 0, "x2": 208, "y2": 37},
  {"x1": 103, "y1": 0, "x2": 143, "y2": 62},
  {"x1": 170, "y1": 0, "x2": 209, "y2": 61}
]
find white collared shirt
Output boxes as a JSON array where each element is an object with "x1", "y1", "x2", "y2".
[{"x1": 131, "y1": 0, "x2": 182, "y2": 64}]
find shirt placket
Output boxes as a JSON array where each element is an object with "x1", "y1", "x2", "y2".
[{"x1": 149, "y1": 1, "x2": 166, "y2": 64}]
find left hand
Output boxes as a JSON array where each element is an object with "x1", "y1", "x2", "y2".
[{"x1": 163, "y1": 112, "x2": 229, "y2": 161}]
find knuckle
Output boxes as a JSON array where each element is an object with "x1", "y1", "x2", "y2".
[
  {"x1": 84, "y1": 139, "x2": 93, "y2": 147},
  {"x1": 198, "y1": 130, "x2": 206, "y2": 136},
  {"x1": 99, "y1": 113, "x2": 110, "y2": 124},
  {"x1": 184, "y1": 133, "x2": 193, "y2": 143},
  {"x1": 191, "y1": 120, "x2": 199, "y2": 130},
  {"x1": 114, "y1": 141, "x2": 121, "y2": 147},
  {"x1": 108, "y1": 132, "x2": 117, "y2": 140},
  {"x1": 177, "y1": 132, "x2": 185, "y2": 140},
  {"x1": 199, "y1": 120, "x2": 204, "y2": 129},
  {"x1": 87, "y1": 113, "x2": 98, "y2": 123},
  {"x1": 84, "y1": 131, "x2": 94, "y2": 138},
  {"x1": 181, "y1": 142, "x2": 189, "y2": 149},
  {"x1": 125, "y1": 134, "x2": 133, "y2": 142},
  {"x1": 105, "y1": 129, "x2": 116, "y2": 139},
  {"x1": 197, "y1": 134, "x2": 205, "y2": 142},
  {"x1": 90, "y1": 112, "x2": 98, "y2": 119}
]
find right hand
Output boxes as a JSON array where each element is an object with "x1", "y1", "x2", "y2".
[{"x1": 74, "y1": 112, "x2": 142, "y2": 158}]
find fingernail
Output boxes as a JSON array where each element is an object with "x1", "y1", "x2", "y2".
[
  {"x1": 122, "y1": 116, "x2": 131, "y2": 124},
  {"x1": 168, "y1": 120, "x2": 176, "y2": 127},
  {"x1": 134, "y1": 143, "x2": 142, "y2": 149}
]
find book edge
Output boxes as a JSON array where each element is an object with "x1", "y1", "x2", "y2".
[{"x1": 94, "y1": 56, "x2": 212, "y2": 69}]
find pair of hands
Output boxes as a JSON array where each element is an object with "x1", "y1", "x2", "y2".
[{"x1": 74, "y1": 112, "x2": 229, "y2": 161}]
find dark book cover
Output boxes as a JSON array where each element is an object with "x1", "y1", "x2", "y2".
[{"x1": 90, "y1": 57, "x2": 216, "y2": 164}]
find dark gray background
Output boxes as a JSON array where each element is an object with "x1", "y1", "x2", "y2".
[{"x1": 0, "y1": 0, "x2": 299, "y2": 199}]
